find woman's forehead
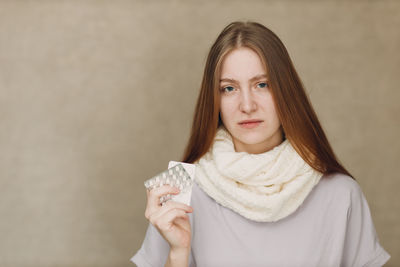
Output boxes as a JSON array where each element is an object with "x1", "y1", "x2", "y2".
[{"x1": 220, "y1": 47, "x2": 267, "y2": 75}]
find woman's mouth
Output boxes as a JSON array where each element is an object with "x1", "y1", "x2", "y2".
[{"x1": 238, "y1": 120, "x2": 263, "y2": 129}]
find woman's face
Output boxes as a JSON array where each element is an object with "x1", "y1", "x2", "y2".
[{"x1": 219, "y1": 47, "x2": 283, "y2": 154}]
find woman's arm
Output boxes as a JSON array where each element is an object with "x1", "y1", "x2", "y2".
[{"x1": 165, "y1": 247, "x2": 190, "y2": 267}]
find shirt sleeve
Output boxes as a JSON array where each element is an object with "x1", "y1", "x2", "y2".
[
  {"x1": 130, "y1": 218, "x2": 196, "y2": 267},
  {"x1": 130, "y1": 222, "x2": 169, "y2": 267},
  {"x1": 341, "y1": 180, "x2": 391, "y2": 267}
]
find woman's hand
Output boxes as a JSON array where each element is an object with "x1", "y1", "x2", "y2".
[{"x1": 144, "y1": 185, "x2": 193, "y2": 250}]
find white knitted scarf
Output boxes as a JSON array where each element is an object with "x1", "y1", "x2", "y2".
[{"x1": 194, "y1": 126, "x2": 323, "y2": 222}]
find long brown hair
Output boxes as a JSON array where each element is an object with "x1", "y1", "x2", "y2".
[{"x1": 181, "y1": 21, "x2": 353, "y2": 179}]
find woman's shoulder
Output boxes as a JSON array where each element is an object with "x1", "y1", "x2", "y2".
[
  {"x1": 313, "y1": 172, "x2": 366, "y2": 207},
  {"x1": 318, "y1": 172, "x2": 361, "y2": 194}
]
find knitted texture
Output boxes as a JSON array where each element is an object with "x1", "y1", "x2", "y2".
[{"x1": 194, "y1": 126, "x2": 323, "y2": 222}]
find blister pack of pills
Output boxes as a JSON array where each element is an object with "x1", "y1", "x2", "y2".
[{"x1": 144, "y1": 161, "x2": 195, "y2": 206}]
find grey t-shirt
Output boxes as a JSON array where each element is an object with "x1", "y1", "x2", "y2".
[{"x1": 130, "y1": 173, "x2": 391, "y2": 267}]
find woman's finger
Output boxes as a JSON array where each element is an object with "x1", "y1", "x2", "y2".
[
  {"x1": 174, "y1": 216, "x2": 191, "y2": 232},
  {"x1": 149, "y1": 200, "x2": 193, "y2": 223},
  {"x1": 148, "y1": 185, "x2": 179, "y2": 206},
  {"x1": 145, "y1": 185, "x2": 180, "y2": 219},
  {"x1": 155, "y1": 208, "x2": 189, "y2": 232}
]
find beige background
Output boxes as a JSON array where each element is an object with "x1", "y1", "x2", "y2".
[{"x1": 0, "y1": 0, "x2": 399, "y2": 266}]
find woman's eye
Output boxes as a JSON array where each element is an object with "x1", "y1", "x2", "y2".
[
  {"x1": 221, "y1": 86, "x2": 235, "y2": 93},
  {"x1": 257, "y1": 82, "x2": 268, "y2": 89}
]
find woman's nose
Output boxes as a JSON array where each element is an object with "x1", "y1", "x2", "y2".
[{"x1": 239, "y1": 90, "x2": 257, "y2": 114}]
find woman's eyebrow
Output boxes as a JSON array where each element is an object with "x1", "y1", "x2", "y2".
[{"x1": 220, "y1": 74, "x2": 268, "y2": 83}]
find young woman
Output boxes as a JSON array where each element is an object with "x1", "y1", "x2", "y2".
[{"x1": 131, "y1": 21, "x2": 391, "y2": 267}]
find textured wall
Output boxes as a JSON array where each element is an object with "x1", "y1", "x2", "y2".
[{"x1": 0, "y1": 1, "x2": 398, "y2": 266}]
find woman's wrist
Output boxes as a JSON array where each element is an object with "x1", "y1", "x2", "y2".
[{"x1": 165, "y1": 247, "x2": 190, "y2": 267}]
